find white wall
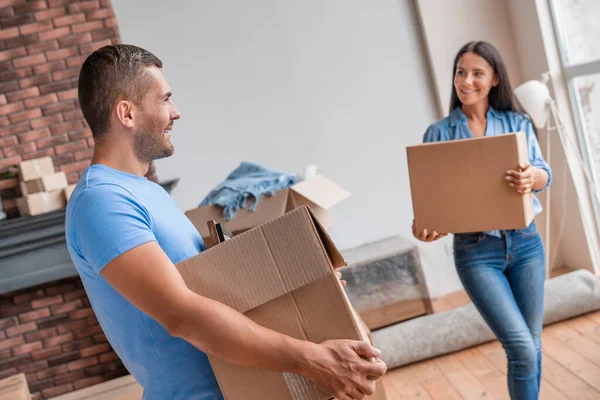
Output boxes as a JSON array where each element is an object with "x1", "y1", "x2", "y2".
[{"x1": 111, "y1": 0, "x2": 463, "y2": 296}]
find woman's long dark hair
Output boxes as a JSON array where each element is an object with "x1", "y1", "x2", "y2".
[{"x1": 449, "y1": 41, "x2": 528, "y2": 118}]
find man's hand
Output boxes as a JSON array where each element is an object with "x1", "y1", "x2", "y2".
[
  {"x1": 335, "y1": 268, "x2": 346, "y2": 287},
  {"x1": 506, "y1": 163, "x2": 537, "y2": 194},
  {"x1": 412, "y1": 219, "x2": 448, "y2": 242},
  {"x1": 301, "y1": 340, "x2": 387, "y2": 400}
]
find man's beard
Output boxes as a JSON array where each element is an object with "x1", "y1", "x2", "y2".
[{"x1": 134, "y1": 110, "x2": 175, "y2": 163}]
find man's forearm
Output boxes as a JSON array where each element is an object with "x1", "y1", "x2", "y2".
[
  {"x1": 168, "y1": 291, "x2": 316, "y2": 374},
  {"x1": 533, "y1": 167, "x2": 549, "y2": 191}
]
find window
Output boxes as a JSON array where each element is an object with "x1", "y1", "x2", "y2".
[{"x1": 550, "y1": 0, "x2": 600, "y2": 215}]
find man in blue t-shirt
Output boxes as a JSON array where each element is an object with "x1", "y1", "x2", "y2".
[{"x1": 65, "y1": 44, "x2": 386, "y2": 400}]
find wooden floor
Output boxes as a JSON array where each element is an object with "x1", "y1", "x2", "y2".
[{"x1": 381, "y1": 270, "x2": 600, "y2": 399}]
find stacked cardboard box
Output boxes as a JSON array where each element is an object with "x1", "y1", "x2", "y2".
[{"x1": 15, "y1": 157, "x2": 69, "y2": 216}]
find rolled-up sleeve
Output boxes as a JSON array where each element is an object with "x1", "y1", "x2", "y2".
[{"x1": 522, "y1": 117, "x2": 552, "y2": 193}]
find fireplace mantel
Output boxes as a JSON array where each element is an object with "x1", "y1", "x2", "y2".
[{"x1": 0, "y1": 179, "x2": 179, "y2": 294}]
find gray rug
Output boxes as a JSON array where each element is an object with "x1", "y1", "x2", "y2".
[{"x1": 372, "y1": 269, "x2": 600, "y2": 369}]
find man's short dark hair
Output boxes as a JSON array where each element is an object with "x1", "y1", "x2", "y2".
[{"x1": 78, "y1": 44, "x2": 162, "y2": 139}]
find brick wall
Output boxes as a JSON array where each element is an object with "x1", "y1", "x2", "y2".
[
  {"x1": 0, "y1": 277, "x2": 128, "y2": 399},
  {"x1": 0, "y1": 0, "x2": 120, "y2": 218}
]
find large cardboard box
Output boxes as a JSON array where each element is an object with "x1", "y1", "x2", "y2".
[
  {"x1": 178, "y1": 206, "x2": 385, "y2": 400},
  {"x1": 16, "y1": 190, "x2": 66, "y2": 216},
  {"x1": 19, "y1": 171, "x2": 68, "y2": 195},
  {"x1": 407, "y1": 132, "x2": 534, "y2": 234},
  {"x1": 64, "y1": 183, "x2": 77, "y2": 202},
  {"x1": 186, "y1": 175, "x2": 350, "y2": 245},
  {"x1": 18, "y1": 157, "x2": 55, "y2": 182}
]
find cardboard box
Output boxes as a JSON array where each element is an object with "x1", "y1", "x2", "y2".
[
  {"x1": 18, "y1": 157, "x2": 55, "y2": 182},
  {"x1": 64, "y1": 183, "x2": 77, "y2": 202},
  {"x1": 16, "y1": 190, "x2": 66, "y2": 216},
  {"x1": 186, "y1": 175, "x2": 350, "y2": 244},
  {"x1": 177, "y1": 206, "x2": 384, "y2": 400},
  {"x1": 19, "y1": 172, "x2": 68, "y2": 196},
  {"x1": 0, "y1": 373, "x2": 31, "y2": 400},
  {"x1": 407, "y1": 132, "x2": 534, "y2": 234}
]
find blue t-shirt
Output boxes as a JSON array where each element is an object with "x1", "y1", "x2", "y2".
[
  {"x1": 424, "y1": 107, "x2": 553, "y2": 237},
  {"x1": 65, "y1": 164, "x2": 222, "y2": 400}
]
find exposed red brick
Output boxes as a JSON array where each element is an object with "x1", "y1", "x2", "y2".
[
  {"x1": 31, "y1": 346, "x2": 61, "y2": 361},
  {"x1": 57, "y1": 88, "x2": 78, "y2": 101},
  {"x1": 19, "y1": 20, "x2": 53, "y2": 36},
  {"x1": 18, "y1": 127, "x2": 51, "y2": 143},
  {"x1": 0, "y1": 47, "x2": 26, "y2": 63},
  {"x1": 0, "y1": 6, "x2": 14, "y2": 18},
  {"x1": 17, "y1": 359, "x2": 48, "y2": 374},
  {"x1": 0, "y1": 102, "x2": 25, "y2": 115},
  {"x1": 48, "y1": 0, "x2": 70, "y2": 6},
  {"x1": 0, "y1": 368, "x2": 17, "y2": 380},
  {"x1": 79, "y1": 38, "x2": 111, "y2": 55},
  {"x1": 33, "y1": 59, "x2": 66, "y2": 75},
  {"x1": 0, "y1": 336, "x2": 25, "y2": 351},
  {"x1": 0, "y1": 81, "x2": 19, "y2": 93},
  {"x1": 43, "y1": 332, "x2": 73, "y2": 347},
  {"x1": 92, "y1": 332, "x2": 107, "y2": 344},
  {"x1": 98, "y1": 351, "x2": 117, "y2": 364},
  {"x1": 28, "y1": 378, "x2": 54, "y2": 393},
  {"x1": 3, "y1": 142, "x2": 37, "y2": 157},
  {"x1": 19, "y1": 73, "x2": 52, "y2": 89},
  {"x1": 65, "y1": 55, "x2": 86, "y2": 68},
  {"x1": 47, "y1": 283, "x2": 79, "y2": 297},
  {"x1": 41, "y1": 100, "x2": 74, "y2": 116},
  {"x1": 50, "y1": 300, "x2": 82, "y2": 316},
  {"x1": 1, "y1": 354, "x2": 31, "y2": 370},
  {"x1": 38, "y1": 26, "x2": 70, "y2": 42},
  {"x1": 25, "y1": 327, "x2": 56, "y2": 342},
  {"x1": 52, "y1": 153, "x2": 75, "y2": 167},
  {"x1": 36, "y1": 133, "x2": 68, "y2": 149},
  {"x1": 67, "y1": 129, "x2": 92, "y2": 141},
  {"x1": 0, "y1": 136, "x2": 18, "y2": 147},
  {"x1": 54, "y1": 370, "x2": 85, "y2": 385},
  {"x1": 61, "y1": 338, "x2": 93, "y2": 352},
  {"x1": 55, "y1": 139, "x2": 87, "y2": 155},
  {"x1": 68, "y1": 307, "x2": 95, "y2": 321},
  {"x1": 54, "y1": 14, "x2": 86, "y2": 29},
  {"x1": 0, "y1": 94, "x2": 5, "y2": 104},
  {"x1": 14, "y1": 1, "x2": 47, "y2": 14},
  {"x1": 52, "y1": 67, "x2": 80, "y2": 82},
  {"x1": 59, "y1": 32, "x2": 92, "y2": 47},
  {"x1": 31, "y1": 295, "x2": 63, "y2": 310},
  {"x1": 63, "y1": 108, "x2": 83, "y2": 121},
  {"x1": 37, "y1": 314, "x2": 69, "y2": 329},
  {"x1": 13, "y1": 53, "x2": 46, "y2": 68},
  {"x1": 104, "y1": 17, "x2": 117, "y2": 28},
  {"x1": 25, "y1": 93, "x2": 58, "y2": 109},
  {"x1": 11, "y1": 340, "x2": 43, "y2": 356},
  {"x1": 42, "y1": 383, "x2": 73, "y2": 398},
  {"x1": 2, "y1": 13, "x2": 35, "y2": 29},
  {"x1": 71, "y1": 20, "x2": 104, "y2": 35},
  {"x1": 39, "y1": 79, "x2": 72, "y2": 94},
  {"x1": 6, "y1": 322, "x2": 37, "y2": 337},
  {"x1": 0, "y1": 155, "x2": 22, "y2": 169},
  {"x1": 56, "y1": 319, "x2": 87, "y2": 335},
  {"x1": 8, "y1": 107, "x2": 41, "y2": 124},
  {"x1": 79, "y1": 343, "x2": 109, "y2": 358},
  {"x1": 50, "y1": 120, "x2": 83, "y2": 135},
  {"x1": 22, "y1": 148, "x2": 55, "y2": 161},
  {"x1": 74, "y1": 375, "x2": 104, "y2": 390},
  {"x1": 0, "y1": 27, "x2": 19, "y2": 40},
  {"x1": 86, "y1": 8, "x2": 112, "y2": 20},
  {"x1": 74, "y1": 148, "x2": 93, "y2": 161},
  {"x1": 4, "y1": 33, "x2": 37, "y2": 49},
  {"x1": 35, "y1": 7, "x2": 67, "y2": 21},
  {"x1": 36, "y1": 363, "x2": 68, "y2": 380},
  {"x1": 67, "y1": 356, "x2": 97, "y2": 371},
  {"x1": 20, "y1": 308, "x2": 51, "y2": 324},
  {"x1": 66, "y1": 172, "x2": 79, "y2": 184},
  {"x1": 26, "y1": 39, "x2": 60, "y2": 55},
  {"x1": 74, "y1": 325, "x2": 102, "y2": 340},
  {"x1": 1, "y1": 67, "x2": 32, "y2": 83},
  {"x1": 68, "y1": 1, "x2": 99, "y2": 13},
  {"x1": 0, "y1": 301, "x2": 31, "y2": 317},
  {"x1": 90, "y1": 27, "x2": 115, "y2": 41},
  {"x1": 6, "y1": 87, "x2": 39, "y2": 102}
]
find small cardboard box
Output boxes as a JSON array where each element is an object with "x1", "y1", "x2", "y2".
[
  {"x1": 16, "y1": 190, "x2": 66, "y2": 217},
  {"x1": 177, "y1": 206, "x2": 384, "y2": 400},
  {"x1": 407, "y1": 132, "x2": 534, "y2": 234},
  {"x1": 0, "y1": 373, "x2": 31, "y2": 400},
  {"x1": 64, "y1": 184, "x2": 77, "y2": 202},
  {"x1": 18, "y1": 157, "x2": 55, "y2": 182},
  {"x1": 19, "y1": 172, "x2": 68, "y2": 196},
  {"x1": 186, "y1": 175, "x2": 350, "y2": 244}
]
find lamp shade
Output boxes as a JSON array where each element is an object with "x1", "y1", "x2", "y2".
[{"x1": 514, "y1": 79, "x2": 552, "y2": 129}]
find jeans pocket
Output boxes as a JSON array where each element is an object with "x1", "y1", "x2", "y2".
[
  {"x1": 517, "y1": 222, "x2": 538, "y2": 237},
  {"x1": 453, "y1": 233, "x2": 484, "y2": 251}
]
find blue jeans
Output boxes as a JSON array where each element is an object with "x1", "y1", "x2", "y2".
[{"x1": 453, "y1": 222, "x2": 545, "y2": 400}]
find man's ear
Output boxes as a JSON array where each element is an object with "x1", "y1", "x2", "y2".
[{"x1": 115, "y1": 99, "x2": 134, "y2": 129}]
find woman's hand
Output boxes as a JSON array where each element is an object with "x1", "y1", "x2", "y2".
[
  {"x1": 412, "y1": 220, "x2": 448, "y2": 242},
  {"x1": 506, "y1": 163, "x2": 537, "y2": 194}
]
